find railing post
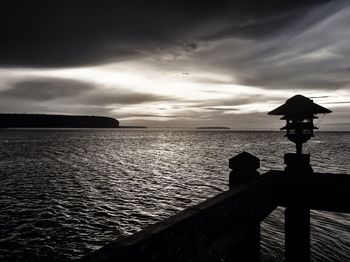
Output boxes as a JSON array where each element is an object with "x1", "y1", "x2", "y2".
[
  {"x1": 284, "y1": 153, "x2": 312, "y2": 262},
  {"x1": 228, "y1": 151, "x2": 260, "y2": 262}
]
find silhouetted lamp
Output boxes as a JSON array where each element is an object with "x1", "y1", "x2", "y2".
[{"x1": 268, "y1": 95, "x2": 331, "y2": 154}]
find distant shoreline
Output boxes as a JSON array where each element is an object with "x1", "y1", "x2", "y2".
[
  {"x1": 0, "y1": 114, "x2": 119, "y2": 128},
  {"x1": 196, "y1": 127, "x2": 231, "y2": 130},
  {"x1": 119, "y1": 126, "x2": 147, "y2": 128}
]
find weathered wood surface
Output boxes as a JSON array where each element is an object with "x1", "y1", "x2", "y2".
[{"x1": 79, "y1": 174, "x2": 279, "y2": 262}]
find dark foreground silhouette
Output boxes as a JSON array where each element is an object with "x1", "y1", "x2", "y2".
[{"x1": 0, "y1": 114, "x2": 119, "y2": 128}]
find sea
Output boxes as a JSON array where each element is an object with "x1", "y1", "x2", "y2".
[{"x1": 0, "y1": 129, "x2": 349, "y2": 261}]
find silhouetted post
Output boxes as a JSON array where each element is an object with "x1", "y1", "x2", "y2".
[
  {"x1": 268, "y1": 95, "x2": 332, "y2": 262},
  {"x1": 284, "y1": 153, "x2": 313, "y2": 262},
  {"x1": 228, "y1": 151, "x2": 260, "y2": 262}
]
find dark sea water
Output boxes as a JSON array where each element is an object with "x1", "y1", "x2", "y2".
[{"x1": 0, "y1": 129, "x2": 349, "y2": 261}]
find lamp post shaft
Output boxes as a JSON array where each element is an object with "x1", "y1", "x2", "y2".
[
  {"x1": 296, "y1": 142, "x2": 302, "y2": 155},
  {"x1": 268, "y1": 95, "x2": 332, "y2": 261},
  {"x1": 284, "y1": 153, "x2": 312, "y2": 262}
]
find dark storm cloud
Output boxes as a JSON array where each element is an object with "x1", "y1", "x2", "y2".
[
  {"x1": 1, "y1": 0, "x2": 347, "y2": 130},
  {"x1": 190, "y1": 0, "x2": 350, "y2": 91},
  {"x1": 0, "y1": 78, "x2": 94, "y2": 101},
  {"x1": 0, "y1": 79, "x2": 118, "y2": 115},
  {"x1": 0, "y1": 0, "x2": 329, "y2": 67},
  {"x1": 0, "y1": 103, "x2": 116, "y2": 116},
  {"x1": 0, "y1": 78, "x2": 174, "y2": 111},
  {"x1": 204, "y1": 107, "x2": 240, "y2": 111}
]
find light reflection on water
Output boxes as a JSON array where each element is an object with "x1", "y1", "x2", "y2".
[{"x1": 0, "y1": 129, "x2": 349, "y2": 261}]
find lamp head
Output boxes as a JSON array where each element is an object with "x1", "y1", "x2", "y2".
[{"x1": 268, "y1": 95, "x2": 331, "y2": 154}]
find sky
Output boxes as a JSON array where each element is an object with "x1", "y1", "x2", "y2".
[{"x1": 0, "y1": 0, "x2": 349, "y2": 130}]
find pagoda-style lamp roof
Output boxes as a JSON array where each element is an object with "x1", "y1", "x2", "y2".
[
  {"x1": 268, "y1": 95, "x2": 332, "y2": 154},
  {"x1": 268, "y1": 95, "x2": 331, "y2": 117}
]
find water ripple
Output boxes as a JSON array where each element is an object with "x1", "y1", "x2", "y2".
[{"x1": 0, "y1": 130, "x2": 349, "y2": 261}]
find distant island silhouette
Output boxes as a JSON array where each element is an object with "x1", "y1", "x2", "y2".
[
  {"x1": 119, "y1": 126, "x2": 147, "y2": 128},
  {"x1": 196, "y1": 127, "x2": 231, "y2": 129},
  {"x1": 0, "y1": 114, "x2": 119, "y2": 128}
]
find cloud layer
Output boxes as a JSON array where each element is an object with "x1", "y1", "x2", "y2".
[
  {"x1": 0, "y1": 0, "x2": 349, "y2": 130},
  {"x1": 0, "y1": 78, "x2": 173, "y2": 116},
  {"x1": 0, "y1": 0, "x2": 328, "y2": 67}
]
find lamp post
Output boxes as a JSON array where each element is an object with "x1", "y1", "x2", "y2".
[{"x1": 268, "y1": 95, "x2": 331, "y2": 262}]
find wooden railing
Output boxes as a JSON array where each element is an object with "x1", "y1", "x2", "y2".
[{"x1": 78, "y1": 152, "x2": 350, "y2": 262}]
